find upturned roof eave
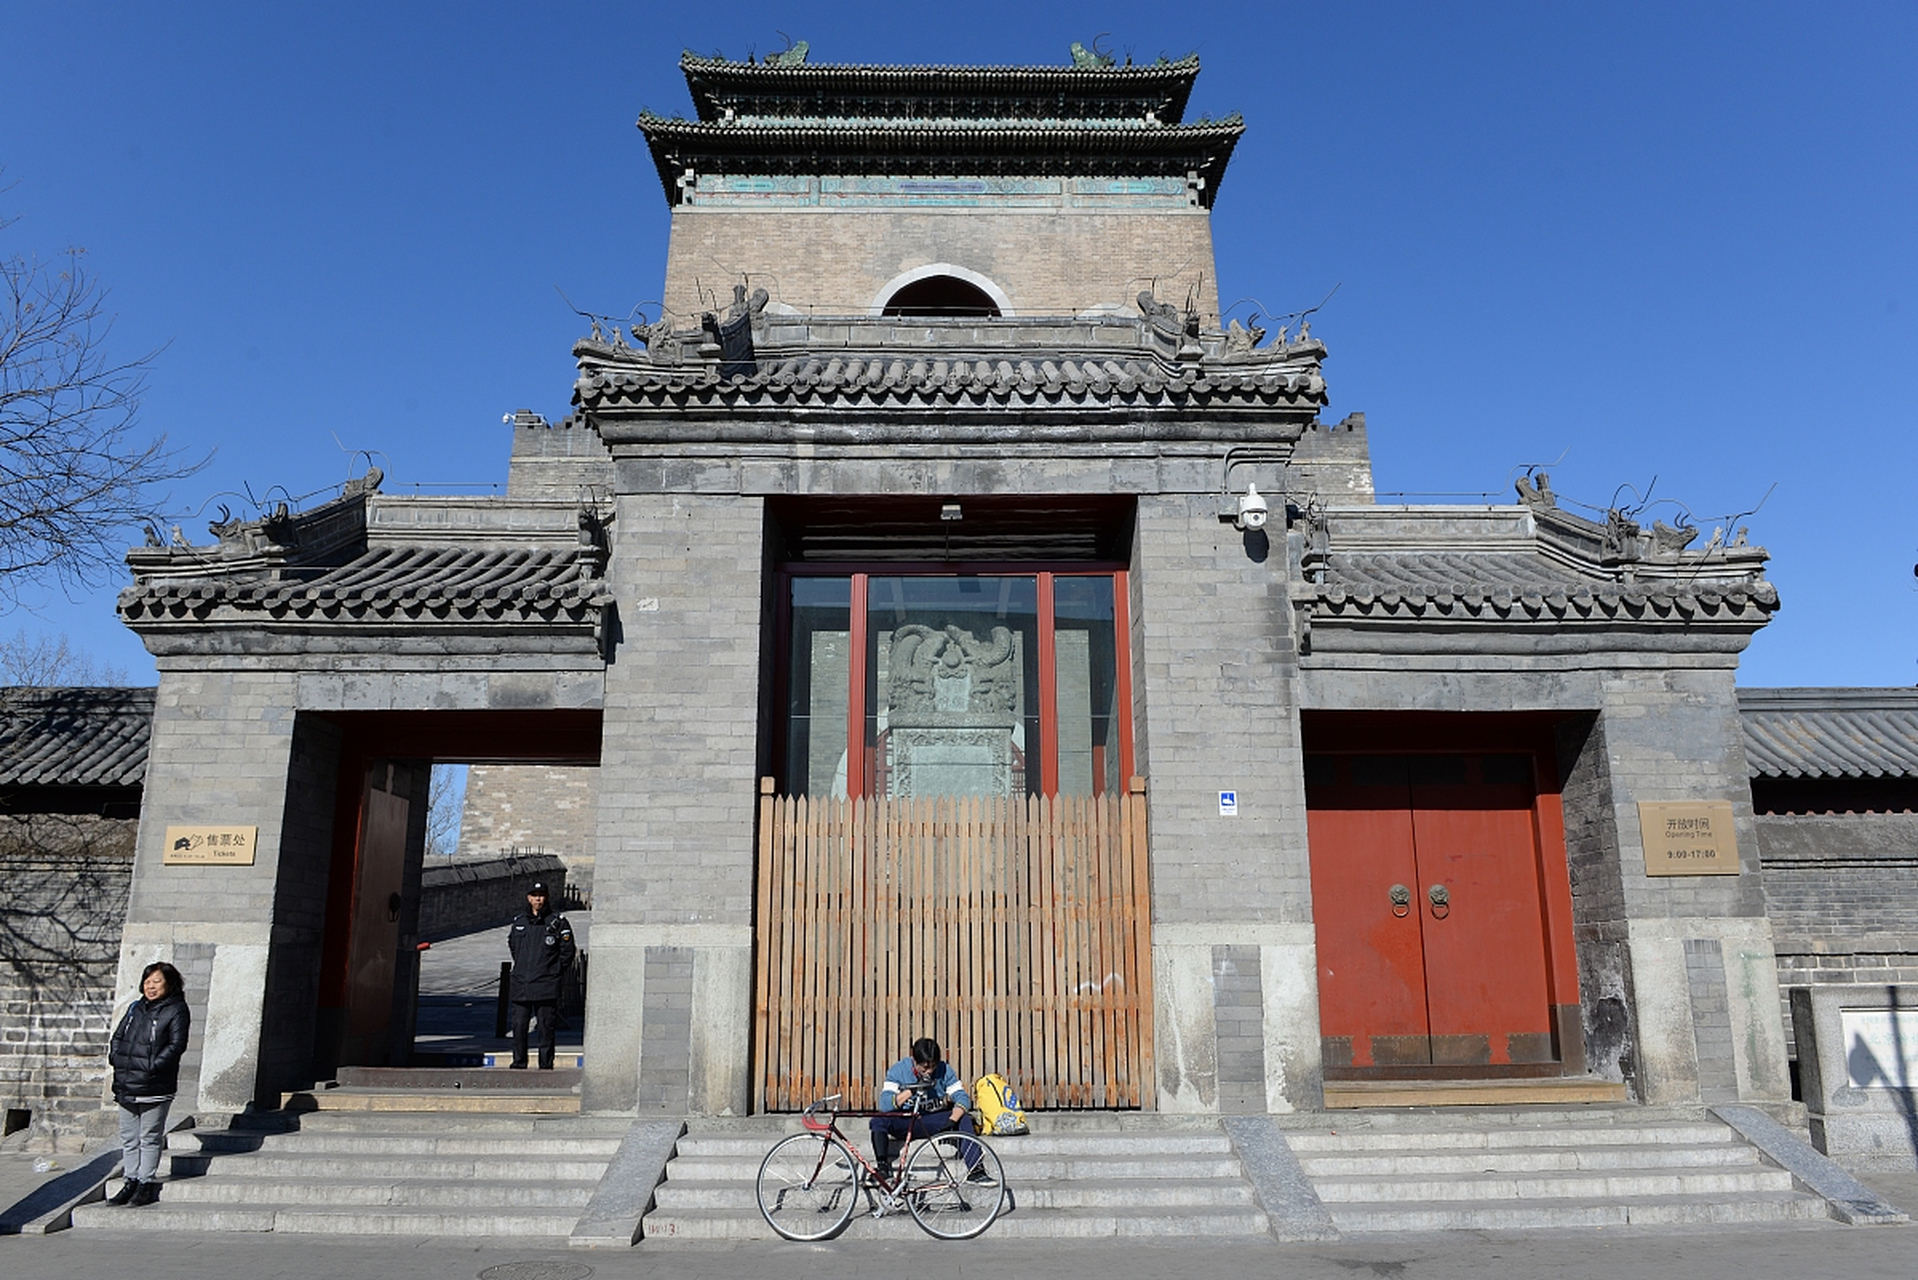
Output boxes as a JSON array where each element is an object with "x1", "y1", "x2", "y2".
[
  {"x1": 678, "y1": 53, "x2": 1202, "y2": 122},
  {"x1": 638, "y1": 117, "x2": 1243, "y2": 206}
]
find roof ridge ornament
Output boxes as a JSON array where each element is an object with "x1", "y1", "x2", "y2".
[
  {"x1": 1070, "y1": 39, "x2": 1116, "y2": 69},
  {"x1": 764, "y1": 37, "x2": 809, "y2": 66}
]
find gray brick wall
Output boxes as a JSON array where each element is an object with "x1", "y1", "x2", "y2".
[
  {"x1": 458, "y1": 764, "x2": 599, "y2": 892},
  {"x1": 1755, "y1": 811, "x2": 1918, "y2": 1060},
  {"x1": 0, "y1": 816, "x2": 135, "y2": 1149},
  {"x1": 1683, "y1": 937, "x2": 1738, "y2": 1104},
  {"x1": 1557, "y1": 711, "x2": 1637, "y2": 1086},
  {"x1": 594, "y1": 494, "x2": 767, "y2": 930},
  {"x1": 636, "y1": 946, "x2": 693, "y2": 1113},
  {"x1": 1211, "y1": 944, "x2": 1267, "y2": 1114},
  {"x1": 1133, "y1": 494, "x2": 1312, "y2": 928},
  {"x1": 256, "y1": 713, "x2": 342, "y2": 1097}
]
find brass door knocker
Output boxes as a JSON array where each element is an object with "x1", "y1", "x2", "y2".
[
  {"x1": 1427, "y1": 884, "x2": 1450, "y2": 919},
  {"x1": 1388, "y1": 884, "x2": 1411, "y2": 918}
]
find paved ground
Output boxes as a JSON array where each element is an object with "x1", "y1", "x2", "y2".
[{"x1": 2, "y1": 1215, "x2": 1917, "y2": 1280}]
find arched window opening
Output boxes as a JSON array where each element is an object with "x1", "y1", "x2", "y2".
[{"x1": 880, "y1": 275, "x2": 1002, "y2": 318}]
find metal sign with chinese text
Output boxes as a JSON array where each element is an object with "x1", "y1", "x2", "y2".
[
  {"x1": 1638, "y1": 801, "x2": 1739, "y2": 876},
  {"x1": 162, "y1": 825, "x2": 259, "y2": 866}
]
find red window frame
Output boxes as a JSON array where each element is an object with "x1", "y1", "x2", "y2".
[{"x1": 775, "y1": 562, "x2": 1134, "y2": 799}]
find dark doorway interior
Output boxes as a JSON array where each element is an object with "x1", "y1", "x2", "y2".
[
  {"x1": 306, "y1": 710, "x2": 600, "y2": 1079},
  {"x1": 880, "y1": 275, "x2": 1002, "y2": 317}
]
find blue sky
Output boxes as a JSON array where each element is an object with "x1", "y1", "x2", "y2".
[{"x1": 3, "y1": 2, "x2": 1913, "y2": 687}]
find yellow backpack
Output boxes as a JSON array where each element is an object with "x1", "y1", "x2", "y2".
[{"x1": 972, "y1": 1073, "x2": 1029, "y2": 1136}]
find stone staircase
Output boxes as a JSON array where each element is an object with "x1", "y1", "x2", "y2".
[
  {"x1": 70, "y1": 1108, "x2": 627, "y2": 1235},
  {"x1": 1281, "y1": 1106, "x2": 1834, "y2": 1234},
  {"x1": 65, "y1": 1103, "x2": 1853, "y2": 1241},
  {"x1": 644, "y1": 1114, "x2": 1273, "y2": 1240}
]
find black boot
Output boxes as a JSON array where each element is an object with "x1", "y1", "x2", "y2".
[
  {"x1": 129, "y1": 1179, "x2": 161, "y2": 1206},
  {"x1": 106, "y1": 1179, "x2": 140, "y2": 1206}
]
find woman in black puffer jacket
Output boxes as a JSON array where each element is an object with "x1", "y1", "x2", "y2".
[{"x1": 105, "y1": 962, "x2": 190, "y2": 1207}]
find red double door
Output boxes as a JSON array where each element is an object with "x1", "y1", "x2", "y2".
[{"x1": 1305, "y1": 739, "x2": 1581, "y2": 1072}]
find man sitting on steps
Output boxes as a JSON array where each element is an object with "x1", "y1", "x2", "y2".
[{"x1": 869, "y1": 1036, "x2": 993, "y2": 1185}]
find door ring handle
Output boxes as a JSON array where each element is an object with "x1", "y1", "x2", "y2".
[
  {"x1": 1388, "y1": 884, "x2": 1411, "y2": 918},
  {"x1": 1427, "y1": 884, "x2": 1450, "y2": 919}
]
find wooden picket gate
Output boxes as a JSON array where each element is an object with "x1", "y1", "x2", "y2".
[{"x1": 753, "y1": 778, "x2": 1153, "y2": 1112}]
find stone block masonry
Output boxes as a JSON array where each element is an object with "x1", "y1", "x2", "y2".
[
  {"x1": 458, "y1": 764, "x2": 599, "y2": 894},
  {"x1": 583, "y1": 493, "x2": 767, "y2": 1115},
  {"x1": 663, "y1": 206, "x2": 1220, "y2": 321}
]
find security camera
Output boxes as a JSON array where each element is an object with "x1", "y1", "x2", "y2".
[{"x1": 1236, "y1": 484, "x2": 1269, "y2": 532}]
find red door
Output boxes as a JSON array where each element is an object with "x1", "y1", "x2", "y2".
[{"x1": 1307, "y1": 753, "x2": 1557, "y2": 1070}]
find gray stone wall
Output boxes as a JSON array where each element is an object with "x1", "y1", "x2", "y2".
[
  {"x1": 418, "y1": 851, "x2": 569, "y2": 940},
  {"x1": 0, "y1": 814, "x2": 135, "y2": 1150},
  {"x1": 119, "y1": 667, "x2": 313, "y2": 1115},
  {"x1": 1556, "y1": 713, "x2": 1637, "y2": 1085},
  {"x1": 1589, "y1": 669, "x2": 1789, "y2": 1105},
  {"x1": 1288, "y1": 413, "x2": 1373, "y2": 502},
  {"x1": 583, "y1": 492, "x2": 766, "y2": 1115},
  {"x1": 1133, "y1": 494, "x2": 1319, "y2": 1114},
  {"x1": 457, "y1": 764, "x2": 599, "y2": 893},
  {"x1": 256, "y1": 713, "x2": 343, "y2": 1097},
  {"x1": 1756, "y1": 811, "x2": 1918, "y2": 1060}
]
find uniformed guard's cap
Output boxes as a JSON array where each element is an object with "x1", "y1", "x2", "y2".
[{"x1": 528, "y1": 881, "x2": 549, "y2": 895}]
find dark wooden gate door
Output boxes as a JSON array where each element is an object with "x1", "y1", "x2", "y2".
[{"x1": 1307, "y1": 753, "x2": 1560, "y2": 1070}]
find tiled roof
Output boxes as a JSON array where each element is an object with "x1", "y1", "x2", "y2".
[
  {"x1": 0, "y1": 687, "x2": 153, "y2": 789},
  {"x1": 120, "y1": 545, "x2": 612, "y2": 626},
  {"x1": 1739, "y1": 689, "x2": 1918, "y2": 779},
  {"x1": 1313, "y1": 549, "x2": 1778, "y2": 623},
  {"x1": 577, "y1": 351, "x2": 1327, "y2": 412},
  {"x1": 637, "y1": 115, "x2": 1243, "y2": 205}
]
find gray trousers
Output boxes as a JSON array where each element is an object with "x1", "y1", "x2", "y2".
[{"x1": 117, "y1": 1100, "x2": 172, "y2": 1181}]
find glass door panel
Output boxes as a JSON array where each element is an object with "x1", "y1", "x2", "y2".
[
  {"x1": 1052, "y1": 576, "x2": 1121, "y2": 796},
  {"x1": 786, "y1": 576, "x2": 852, "y2": 798},
  {"x1": 865, "y1": 575, "x2": 1041, "y2": 799}
]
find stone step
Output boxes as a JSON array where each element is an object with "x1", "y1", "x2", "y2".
[
  {"x1": 662, "y1": 1151, "x2": 1245, "y2": 1183},
  {"x1": 232, "y1": 1112, "x2": 627, "y2": 1136},
  {"x1": 1312, "y1": 1164, "x2": 1797, "y2": 1205},
  {"x1": 168, "y1": 1152, "x2": 609, "y2": 1182},
  {"x1": 155, "y1": 1176, "x2": 597, "y2": 1208},
  {"x1": 284, "y1": 1089, "x2": 580, "y2": 1114},
  {"x1": 1326, "y1": 1189, "x2": 1833, "y2": 1234},
  {"x1": 334, "y1": 1066, "x2": 584, "y2": 1090},
  {"x1": 191, "y1": 1131, "x2": 623, "y2": 1158},
  {"x1": 673, "y1": 1131, "x2": 1232, "y2": 1157},
  {"x1": 1284, "y1": 1122, "x2": 1734, "y2": 1152},
  {"x1": 641, "y1": 1202, "x2": 1272, "y2": 1242},
  {"x1": 1295, "y1": 1141, "x2": 1764, "y2": 1177},
  {"x1": 652, "y1": 1176, "x2": 1258, "y2": 1212},
  {"x1": 72, "y1": 1200, "x2": 581, "y2": 1236}
]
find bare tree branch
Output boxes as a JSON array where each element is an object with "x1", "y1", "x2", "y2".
[
  {"x1": 0, "y1": 189, "x2": 207, "y2": 606},
  {"x1": 425, "y1": 764, "x2": 467, "y2": 859},
  {"x1": 0, "y1": 628, "x2": 127, "y2": 684}
]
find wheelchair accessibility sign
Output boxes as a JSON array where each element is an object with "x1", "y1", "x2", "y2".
[{"x1": 1219, "y1": 791, "x2": 1238, "y2": 817}]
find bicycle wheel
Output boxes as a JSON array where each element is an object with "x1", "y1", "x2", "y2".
[
  {"x1": 756, "y1": 1132, "x2": 860, "y2": 1241},
  {"x1": 903, "y1": 1131, "x2": 1005, "y2": 1240}
]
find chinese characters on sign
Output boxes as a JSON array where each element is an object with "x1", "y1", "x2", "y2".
[
  {"x1": 162, "y1": 825, "x2": 259, "y2": 866},
  {"x1": 1637, "y1": 801, "x2": 1739, "y2": 876}
]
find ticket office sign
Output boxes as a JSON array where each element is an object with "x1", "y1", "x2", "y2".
[
  {"x1": 162, "y1": 825, "x2": 259, "y2": 866},
  {"x1": 1638, "y1": 801, "x2": 1740, "y2": 876}
]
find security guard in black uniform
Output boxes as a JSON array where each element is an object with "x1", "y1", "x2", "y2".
[{"x1": 506, "y1": 881, "x2": 576, "y2": 1069}]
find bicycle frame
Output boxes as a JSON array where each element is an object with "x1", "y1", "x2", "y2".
[
  {"x1": 757, "y1": 1089, "x2": 1005, "y2": 1241},
  {"x1": 800, "y1": 1091, "x2": 961, "y2": 1201}
]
